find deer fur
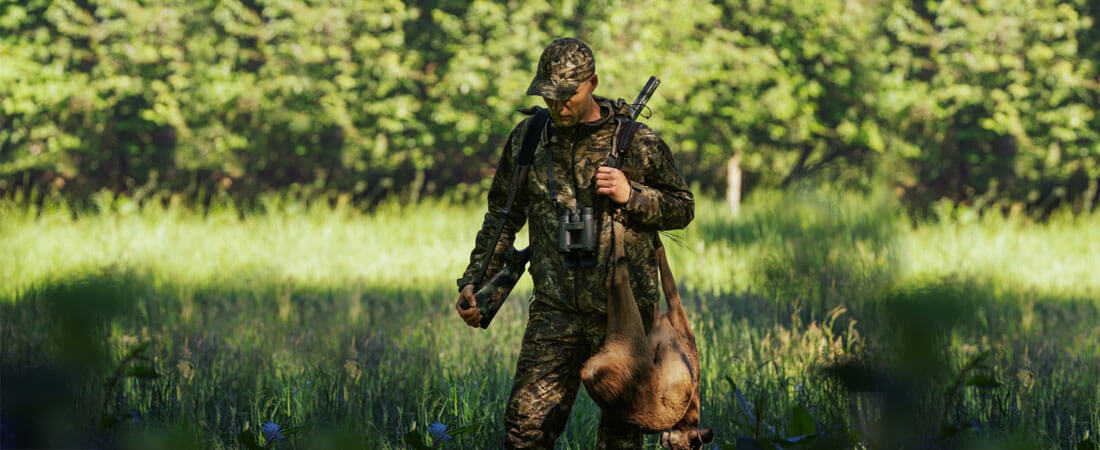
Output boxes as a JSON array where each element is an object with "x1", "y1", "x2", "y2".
[{"x1": 581, "y1": 220, "x2": 713, "y2": 449}]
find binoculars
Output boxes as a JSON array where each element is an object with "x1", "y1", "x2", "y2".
[{"x1": 558, "y1": 207, "x2": 598, "y2": 268}]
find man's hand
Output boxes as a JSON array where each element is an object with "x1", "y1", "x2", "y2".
[
  {"x1": 455, "y1": 284, "x2": 482, "y2": 328},
  {"x1": 596, "y1": 167, "x2": 631, "y2": 204}
]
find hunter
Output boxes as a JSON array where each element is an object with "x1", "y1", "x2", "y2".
[{"x1": 455, "y1": 37, "x2": 694, "y2": 449}]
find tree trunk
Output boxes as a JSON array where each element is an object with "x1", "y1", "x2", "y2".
[
  {"x1": 1084, "y1": 177, "x2": 1098, "y2": 213},
  {"x1": 726, "y1": 152, "x2": 742, "y2": 216}
]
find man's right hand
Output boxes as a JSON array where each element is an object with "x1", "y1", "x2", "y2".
[{"x1": 456, "y1": 284, "x2": 482, "y2": 328}]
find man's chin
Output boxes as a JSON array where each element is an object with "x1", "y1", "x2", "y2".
[{"x1": 551, "y1": 116, "x2": 576, "y2": 126}]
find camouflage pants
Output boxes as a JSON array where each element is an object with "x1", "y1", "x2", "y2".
[{"x1": 504, "y1": 301, "x2": 653, "y2": 449}]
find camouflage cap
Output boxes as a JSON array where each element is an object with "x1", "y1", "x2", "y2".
[{"x1": 526, "y1": 37, "x2": 595, "y2": 101}]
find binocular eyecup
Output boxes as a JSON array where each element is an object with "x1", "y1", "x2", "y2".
[{"x1": 558, "y1": 207, "x2": 598, "y2": 269}]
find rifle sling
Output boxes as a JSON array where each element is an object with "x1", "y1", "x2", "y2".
[
  {"x1": 599, "y1": 115, "x2": 644, "y2": 226},
  {"x1": 608, "y1": 116, "x2": 642, "y2": 170},
  {"x1": 474, "y1": 107, "x2": 549, "y2": 287}
]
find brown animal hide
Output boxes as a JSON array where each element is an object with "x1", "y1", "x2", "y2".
[{"x1": 580, "y1": 220, "x2": 713, "y2": 449}]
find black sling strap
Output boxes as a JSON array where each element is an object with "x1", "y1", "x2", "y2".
[
  {"x1": 609, "y1": 117, "x2": 642, "y2": 170},
  {"x1": 518, "y1": 108, "x2": 549, "y2": 166},
  {"x1": 608, "y1": 77, "x2": 659, "y2": 170},
  {"x1": 597, "y1": 114, "x2": 644, "y2": 226},
  {"x1": 474, "y1": 107, "x2": 549, "y2": 287},
  {"x1": 544, "y1": 125, "x2": 560, "y2": 211}
]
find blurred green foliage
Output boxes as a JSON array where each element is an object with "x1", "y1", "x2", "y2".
[{"x1": 1, "y1": 0, "x2": 1098, "y2": 212}]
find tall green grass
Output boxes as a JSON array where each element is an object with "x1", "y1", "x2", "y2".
[{"x1": 1, "y1": 190, "x2": 1097, "y2": 448}]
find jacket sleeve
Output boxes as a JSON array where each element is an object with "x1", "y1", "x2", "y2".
[
  {"x1": 456, "y1": 121, "x2": 530, "y2": 291},
  {"x1": 621, "y1": 125, "x2": 694, "y2": 230}
]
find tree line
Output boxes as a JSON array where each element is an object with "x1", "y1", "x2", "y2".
[{"x1": 2, "y1": 0, "x2": 1098, "y2": 214}]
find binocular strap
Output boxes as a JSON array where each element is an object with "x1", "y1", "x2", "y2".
[{"x1": 544, "y1": 132, "x2": 561, "y2": 211}]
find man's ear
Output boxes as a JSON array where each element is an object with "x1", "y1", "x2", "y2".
[{"x1": 589, "y1": 74, "x2": 599, "y2": 92}]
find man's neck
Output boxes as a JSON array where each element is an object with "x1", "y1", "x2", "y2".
[{"x1": 580, "y1": 96, "x2": 602, "y2": 123}]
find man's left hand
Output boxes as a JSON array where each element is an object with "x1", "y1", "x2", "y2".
[{"x1": 596, "y1": 167, "x2": 631, "y2": 204}]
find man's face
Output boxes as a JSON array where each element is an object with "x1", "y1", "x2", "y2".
[{"x1": 543, "y1": 77, "x2": 594, "y2": 126}]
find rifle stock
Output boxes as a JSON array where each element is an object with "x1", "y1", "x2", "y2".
[{"x1": 461, "y1": 247, "x2": 530, "y2": 328}]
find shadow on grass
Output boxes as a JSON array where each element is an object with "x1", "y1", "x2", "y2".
[
  {"x1": 1, "y1": 268, "x2": 503, "y2": 449},
  {"x1": 693, "y1": 273, "x2": 1099, "y2": 449},
  {"x1": 5, "y1": 271, "x2": 1097, "y2": 448}
]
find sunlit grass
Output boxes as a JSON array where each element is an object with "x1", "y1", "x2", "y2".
[
  {"x1": 897, "y1": 211, "x2": 1100, "y2": 298},
  {"x1": 1, "y1": 190, "x2": 1097, "y2": 448},
  {"x1": 0, "y1": 193, "x2": 527, "y2": 300}
]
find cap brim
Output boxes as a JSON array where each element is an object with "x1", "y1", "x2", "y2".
[{"x1": 526, "y1": 78, "x2": 578, "y2": 101}]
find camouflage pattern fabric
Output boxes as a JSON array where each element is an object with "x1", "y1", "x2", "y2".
[
  {"x1": 526, "y1": 37, "x2": 596, "y2": 101},
  {"x1": 457, "y1": 95, "x2": 694, "y2": 315},
  {"x1": 457, "y1": 94, "x2": 693, "y2": 448}
]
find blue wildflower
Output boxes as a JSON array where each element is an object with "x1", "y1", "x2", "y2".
[
  {"x1": 427, "y1": 421, "x2": 451, "y2": 442},
  {"x1": 261, "y1": 421, "x2": 285, "y2": 442}
]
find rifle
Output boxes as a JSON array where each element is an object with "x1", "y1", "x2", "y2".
[
  {"x1": 461, "y1": 76, "x2": 661, "y2": 329},
  {"x1": 464, "y1": 246, "x2": 530, "y2": 328},
  {"x1": 459, "y1": 106, "x2": 548, "y2": 329},
  {"x1": 607, "y1": 75, "x2": 660, "y2": 169}
]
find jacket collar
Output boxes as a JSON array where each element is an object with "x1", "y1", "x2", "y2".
[{"x1": 548, "y1": 96, "x2": 615, "y2": 141}]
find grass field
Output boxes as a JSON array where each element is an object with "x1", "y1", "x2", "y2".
[{"x1": 2, "y1": 189, "x2": 1098, "y2": 449}]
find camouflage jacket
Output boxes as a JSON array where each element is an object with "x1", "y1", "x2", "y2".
[{"x1": 458, "y1": 96, "x2": 694, "y2": 314}]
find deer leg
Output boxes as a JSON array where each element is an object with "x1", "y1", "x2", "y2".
[
  {"x1": 582, "y1": 221, "x2": 651, "y2": 406},
  {"x1": 656, "y1": 246, "x2": 691, "y2": 335}
]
